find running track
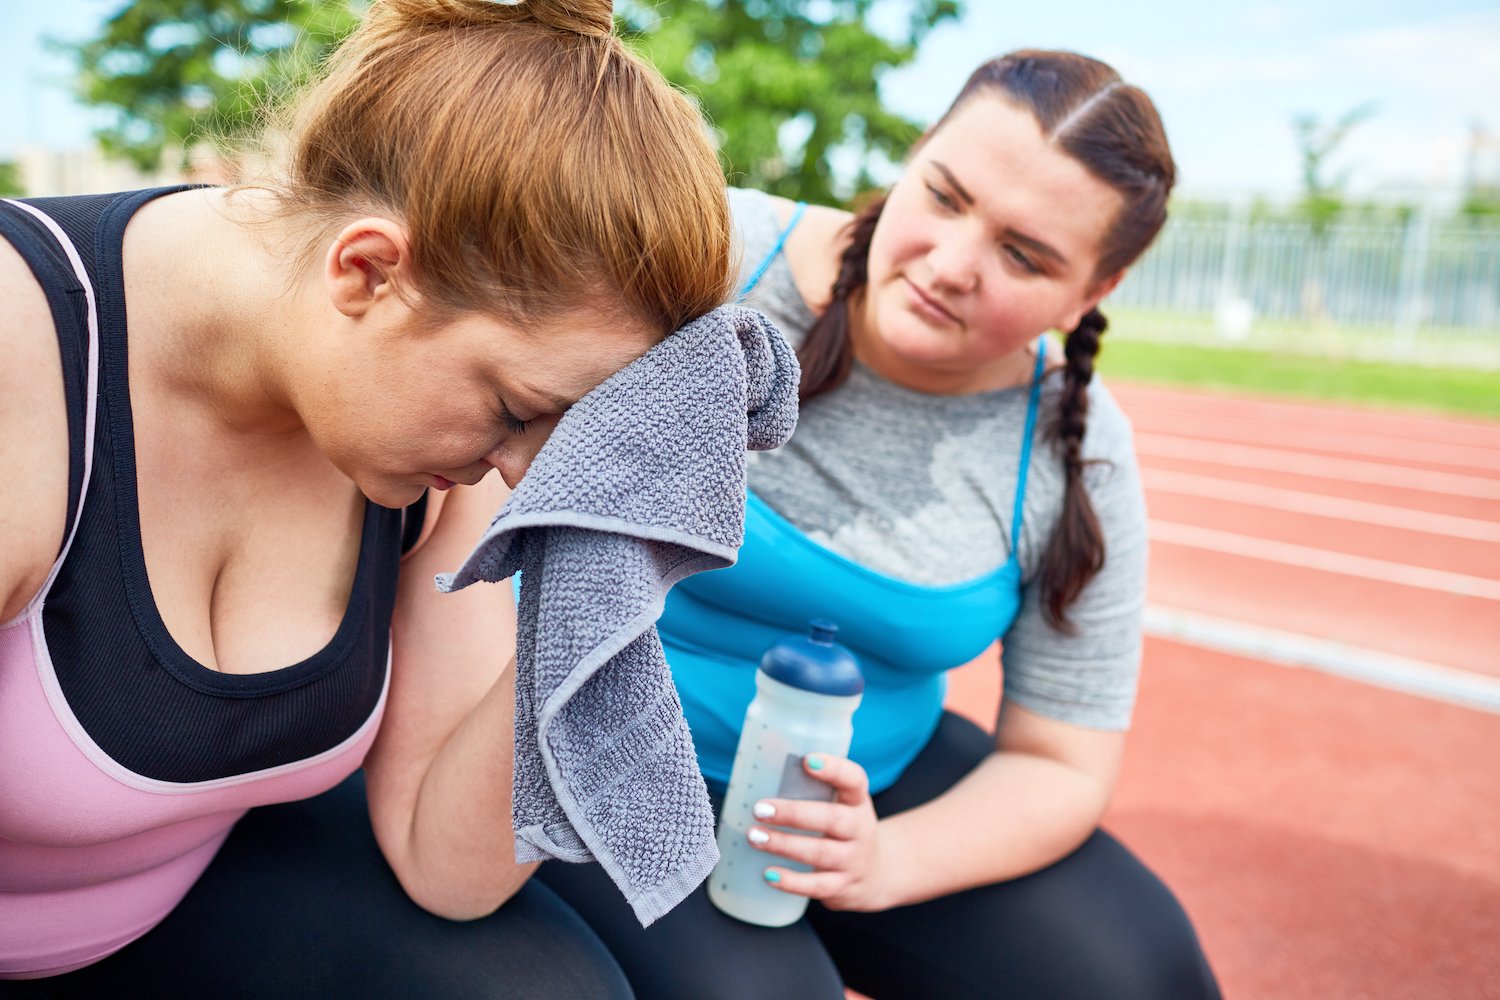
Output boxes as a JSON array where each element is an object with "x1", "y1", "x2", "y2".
[{"x1": 934, "y1": 382, "x2": 1500, "y2": 1000}]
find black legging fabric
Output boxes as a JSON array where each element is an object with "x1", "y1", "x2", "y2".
[
  {"x1": 8, "y1": 771, "x2": 632, "y2": 1000},
  {"x1": 536, "y1": 711, "x2": 1223, "y2": 1000}
]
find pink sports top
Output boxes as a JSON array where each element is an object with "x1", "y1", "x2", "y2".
[{"x1": 0, "y1": 190, "x2": 410, "y2": 978}]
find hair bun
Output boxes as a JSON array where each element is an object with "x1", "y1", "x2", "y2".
[
  {"x1": 378, "y1": 0, "x2": 614, "y2": 40},
  {"x1": 515, "y1": 0, "x2": 614, "y2": 38}
]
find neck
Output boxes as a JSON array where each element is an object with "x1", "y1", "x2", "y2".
[{"x1": 131, "y1": 188, "x2": 319, "y2": 439}]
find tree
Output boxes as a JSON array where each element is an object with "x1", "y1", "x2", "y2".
[
  {"x1": 63, "y1": 0, "x2": 361, "y2": 171},
  {"x1": 1291, "y1": 102, "x2": 1377, "y2": 236},
  {"x1": 1290, "y1": 102, "x2": 1377, "y2": 321},
  {"x1": 1459, "y1": 121, "x2": 1500, "y2": 218},
  {"x1": 0, "y1": 161, "x2": 23, "y2": 198},
  {"x1": 65, "y1": 0, "x2": 960, "y2": 204},
  {"x1": 618, "y1": 0, "x2": 961, "y2": 205}
]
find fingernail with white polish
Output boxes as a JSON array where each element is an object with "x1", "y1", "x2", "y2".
[
  {"x1": 752, "y1": 801, "x2": 776, "y2": 820},
  {"x1": 748, "y1": 827, "x2": 770, "y2": 846}
]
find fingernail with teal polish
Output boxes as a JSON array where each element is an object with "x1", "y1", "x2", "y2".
[
  {"x1": 763, "y1": 869, "x2": 782, "y2": 884},
  {"x1": 806, "y1": 754, "x2": 824, "y2": 771}
]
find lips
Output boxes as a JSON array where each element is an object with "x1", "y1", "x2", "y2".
[{"x1": 902, "y1": 277, "x2": 960, "y2": 325}]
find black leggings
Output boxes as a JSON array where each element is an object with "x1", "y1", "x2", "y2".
[
  {"x1": 537, "y1": 712, "x2": 1222, "y2": 1000},
  {"x1": 11, "y1": 771, "x2": 631, "y2": 1000}
]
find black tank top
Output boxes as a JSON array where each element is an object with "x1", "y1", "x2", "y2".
[{"x1": 1, "y1": 187, "x2": 426, "y2": 782}]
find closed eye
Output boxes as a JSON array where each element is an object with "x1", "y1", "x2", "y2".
[{"x1": 500, "y1": 404, "x2": 530, "y2": 435}]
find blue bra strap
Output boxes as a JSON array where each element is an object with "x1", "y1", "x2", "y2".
[
  {"x1": 738, "y1": 201, "x2": 807, "y2": 298},
  {"x1": 1010, "y1": 337, "x2": 1048, "y2": 547}
]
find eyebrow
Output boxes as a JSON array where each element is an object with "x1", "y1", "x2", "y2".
[
  {"x1": 931, "y1": 161, "x2": 1070, "y2": 268},
  {"x1": 931, "y1": 162, "x2": 975, "y2": 206}
]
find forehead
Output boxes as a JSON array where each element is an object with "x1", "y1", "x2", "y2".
[
  {"x1": 498, "y1": 306, "x2": 661, "y2": 409},
  {"x1": 919, "y1": 95, "x2": 1123, "y2": 269}
]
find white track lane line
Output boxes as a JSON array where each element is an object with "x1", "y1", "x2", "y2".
[
  {"x1": 1136, "y1": 434, "x2": 1500, "y2": 500},
  {"x1": 1142, "y1": 469, "x2": 1500, "y2": 543},
  {"x1": 1115, "y1": 386, "x2": 1500, "y2": 448},
  {"x1": 1125, "y1": 413, "x2": 1500, "y2": 471},
  {"x1": 1148, "y1": 520, "x2": 1500, "y2": 600},
  {"x1": 1145, "y1": 605, "x2": 1500, "y2": 715}
]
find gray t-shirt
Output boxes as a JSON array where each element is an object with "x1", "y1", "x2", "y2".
[{"x1": 730, "y1": 187, "x2": 1147, "y2": 730}]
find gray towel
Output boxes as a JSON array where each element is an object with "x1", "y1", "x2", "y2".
[{"x1": 435, "y1": 304, "x2": 799, "y2": 926}]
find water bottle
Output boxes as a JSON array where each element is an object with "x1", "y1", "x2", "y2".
[{"x1": 707, "y1": 620, "x2": 864, "y2": 926}]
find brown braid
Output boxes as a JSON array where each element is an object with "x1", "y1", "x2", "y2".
[
  {"x1": 797, "y1": 196, "x2": 886, "y2": 402},
  {"x1": 1039, "y1": 307, "x2": 1108, "y2": 631}
]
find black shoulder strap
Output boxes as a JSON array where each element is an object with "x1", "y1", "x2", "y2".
[
  {"x1": 401, "y1": 490, "x2": 431, "y2": 555},
  {"x1": 0, "y1": 196, "x2": 114, "y2": 547}
]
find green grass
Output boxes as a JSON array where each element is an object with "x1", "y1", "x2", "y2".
[{"x1": 1098, "y1": 337, "x2": 1500, "y2": 419}]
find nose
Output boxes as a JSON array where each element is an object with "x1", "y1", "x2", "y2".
[
  {"x1": 488, "y1": 446, "x2": 533, "y2": 490},
  {"x1": 485, "y1": 413, "x2": 564, "y2": 489},
  {"x1": 926, "y1": 225, "x2": 982, "y2": 294}
]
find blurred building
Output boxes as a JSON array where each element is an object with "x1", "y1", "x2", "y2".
[
  {"x1": 13, "y1": 144, "x2": 195, "y2": 197},
  {"x1": 1465, "y1": 122, "x2": 1500, "y2": 207}
]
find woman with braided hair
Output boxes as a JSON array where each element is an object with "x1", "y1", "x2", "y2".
[
  {"x1": 0, "y1": 0, "x2": 736, "y2": 995},
  {"x1": 535, "y1": 50, "x2": 1222, "y2": 998}
]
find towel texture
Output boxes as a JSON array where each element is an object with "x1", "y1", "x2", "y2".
[{"x1": 436, "y1": 304, "x2": 799, "y2": 926}]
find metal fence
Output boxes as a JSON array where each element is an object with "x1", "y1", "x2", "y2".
[{"x1": 1112, "y1": 211, "x2": 1500, "y2": 350}]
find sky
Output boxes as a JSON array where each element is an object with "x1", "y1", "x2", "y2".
[{"x1": 3, "y1": 0, "x2": 1498, "y2": 201}]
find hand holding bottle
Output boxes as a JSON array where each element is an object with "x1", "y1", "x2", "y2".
[
  {"x1": 707, "y1": 621, "x2": 863, "y2": 926},
  {"x1": 748, "y1": 752, "x2": 896, "y2": 912}
]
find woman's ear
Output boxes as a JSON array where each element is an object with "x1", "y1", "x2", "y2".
[
  {"x1": 1058, "y1": 269, "x2": 1125, "y2": 333},
  {"x1": 325, "y1": 218, "x2": 414, "y2": 319}
]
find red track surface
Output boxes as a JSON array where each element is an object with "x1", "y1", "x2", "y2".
[{"x1": 934, "y1": 382, "x2": 1500, "y2": 1000}]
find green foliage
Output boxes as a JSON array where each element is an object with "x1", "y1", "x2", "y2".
[
  {"x1": 1165, "y1": 198, "x2": 1233, "y2": 222},
  {"x1": 1291, "y1": 102, "x2": 1377, "y2": 236},
  {"x1": 1243, "y1": 197, "x2": 1417, "y2": 228},
  {"x1": 64, "y1": 0, "x2": 960, "y2": 201},
  {"x1": 1460, "y1": 191, "x2": 1500, "y2": 218},
  {"x1": 617, "y1": 0, "x2": 961, "y2": 206},
  {"x1": 0, "y1": 161, "x2": 22, "y2": 197},
  {"x1": 62, "y1": 0, "x2": 363, "y2": 171}
]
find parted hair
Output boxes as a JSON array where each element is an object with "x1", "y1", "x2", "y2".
[
  {"x1": 271, "y1": 0, "x2": 733, "y2": 334},
  {"x1": 798, "y1": 50, "x2": 1176, "y2": 630}
]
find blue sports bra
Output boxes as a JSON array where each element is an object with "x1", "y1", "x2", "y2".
[{"x1": 659, "y1": 203, "x2": 1045, "y2": 792}]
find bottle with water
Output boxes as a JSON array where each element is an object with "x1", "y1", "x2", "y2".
[{"x1": 707, "y1": 620, "x2": 864, "y2": 927}]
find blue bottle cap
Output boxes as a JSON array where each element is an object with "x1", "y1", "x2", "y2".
[{"x1": 760, "y1": 619, "x2": 863, "y2": 696}]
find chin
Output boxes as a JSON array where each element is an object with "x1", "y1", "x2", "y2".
[
  {"x1": 357, "y1": 475, "x2": 426, "y2": 510},
  {"x1": 879, "y1": 321, "x2": 967, "y2": 368}
]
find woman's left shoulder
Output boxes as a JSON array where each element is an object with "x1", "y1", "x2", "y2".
[
  {"x1": 1056, "y1": 374, "x2": 1134, "y2": 461},
  {"x1": 1036, "y1": 371, "x2": 1135, "y2": 461},
  {"x1": 1078, "y1": 379, "x2": 1146, "y2": 528},
  {"x1": 1082, "y1": 377, "x2": 1135, "y2": 449}
]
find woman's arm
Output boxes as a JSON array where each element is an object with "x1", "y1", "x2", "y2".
[
  {"x1": 361, "y1": 473, "x2": 536, "y2": 920},
  {"x1": 0, "y1": 237, "x2": 69, "y2": 623},
  {"x1": 875, "y1": 701, "x2": 1123, "y2": 904}
]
